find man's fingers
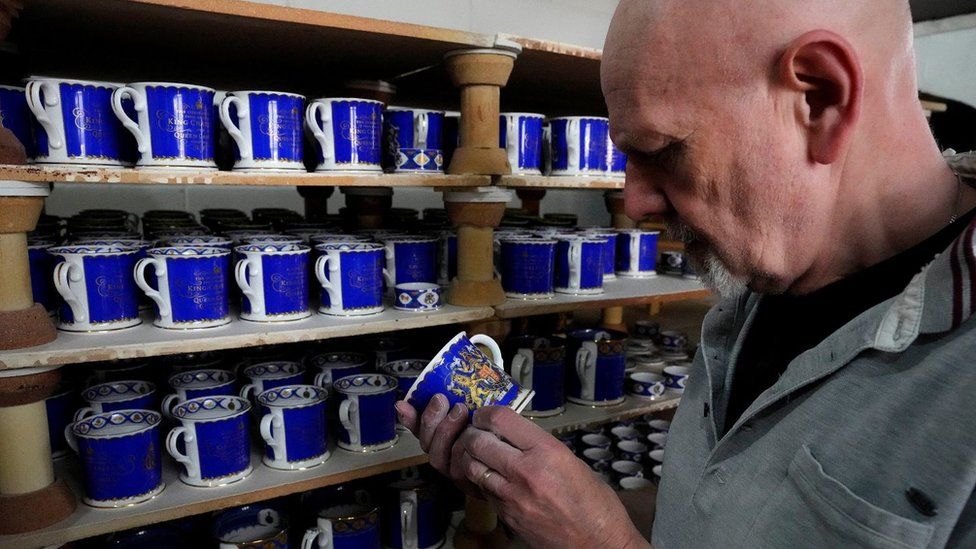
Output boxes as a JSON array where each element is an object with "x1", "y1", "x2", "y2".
[
  {"x1": 458, "y1": 427, "x2": 523, "y2": 479},
  {"x1": 418, "y1": 394, "x2": 450, "y2": 452},
  {"x1": 472, "y1": 406, "x2": 549, "y2": 451},
  {"x1": 395, "y1": 401, "x2": 418, "y2": 434},
  {"x1": 427, "y1": 403, "x2": 468, "y2": 472},
  {"x1": 457, "y1": 448, "x2": 514, "y2": 501}
]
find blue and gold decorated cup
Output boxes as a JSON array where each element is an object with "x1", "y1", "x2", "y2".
[
  {"x1": 65, "y1": 409, "x2": 164, "y2": 507},
  {"x1": 335, "y1": 374, "x2": 399, "y2": 452},
  {"x1": 554, "y1": 236, "x2": 606, "y2": 295},
  {"x1": 257, "y1": 384, "x2": 330, "y2": 470},
  {"x1": 582, "y1": 228, "x2": 619, "y2": 280},
  {"x1": 506, "y1": 335, "x2": 566, "y2": 418},
  {"x1": 306, "y1": 97, "x2": 384, "y2": 173},
  {"x1": 168, "y1": 396, "x2": 252, "y2": 487},
  {"x1": 49, "y1": 245, "x2": 142, "y2": 332},
  {"x1": 499, "y1": 112, "x2": 545, "y2": 176},
  {"x1": 219, "y1": 90, "x2": 305, "y2": 171},
  {"x1": 310, "y1": 351, "x2": 369, "y2": 390},
  {"x1": 664, "y1": 365, "x2": 691, "y2": 393},
  {"x1": 75, "y1": 380, "x2": 157, "y2": 422},
  {"x1": 161, "y1": 369, "x2": 236, "y2": 417},
  {"x1": 404, "y1": 332, "x2": 533, "y2": 417},
  {"x1": 303, "y1": 503, "x2": 381, "y2": 549},
  {"x1": 382, "y1": 478, "x2": 449, "y2": 549},
  {"x1": 135, "y1": 246, "x2": 231, "y2": 329},
  {"x1": 394, "y1": 283, "x2": 442, "y2": 312},
  {"x1": 315, "y1": 242, "x2": 386, "y2": 317},
  {"x1": 235, "y1": 243, "x2": 312, "y2": 322},
  {"x1": 627, "y1": 372, "x2": 667, "y2": 400},
  {"x1": 214, "y1": 505, "x2": 288, "y2": 548},
  {"x1": 499, "y1": 238, "x2": 557, "y2": 299},
  {"x1": 379, "y1": 359, "x2": 428, "y2": 400},
  {"x1": 384, "y1": 107, "x2": 445, "y2": 173},
  {"x1": 566, "y1": 329, "x2": 627, "y2": 407},
  {"x1": 382, "y1": 237, "x2": 438, "y2": 290},
  {"x1": 615, "y1": 230, "x2": 660, "y2": 278},
  {"x1": 549, "y1": 116, "x2": 610, "y2": 176},
  {"x1": 240, "y1": 361, "x2": 306, "y2": 401}
]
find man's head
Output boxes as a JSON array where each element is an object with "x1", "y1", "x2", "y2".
[{"x1": 602, "y1": 0, "x2": 923, "y2": 297}]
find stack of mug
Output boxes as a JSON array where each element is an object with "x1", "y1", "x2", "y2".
[{"x1": 564, "y1": 415, "x2": 670, "y2": 490}]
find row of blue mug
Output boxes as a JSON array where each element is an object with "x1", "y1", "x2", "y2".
[
  {"x1": 563, "y1": 417, "x2": 670, "y2": 490},
  {"x1": 0, "y1": 78, "x2": 628, "y2": 177},
  {"x1": 99, "y1": 469, "x2": 452, "y2": 549},
  {"x1": 28, "y1": 234, "x2": 455, "y2": 332}
]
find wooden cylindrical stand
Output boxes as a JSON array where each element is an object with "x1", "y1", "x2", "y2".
[
  {"x1": 443, "y1": 188, "x2": 512, "y2": 307},
  {"x1": 296, "y1": 186, "x2": 335, "y2": 221},
  {"x1": 515, "y1": 188, "x2": 546, "y2": 216},
  {"x1": 444, "y1": 48, "x2": 519, "y2": 176},
  {"x1": 602, "y1": 191, "x2": 633, "y2": 332},
  {"x1": 341, "y1": 187, "x2": 393, "y2": 229},
  {"x1": 0, "y1": 179, "x2": 57, "y2": 350},
  {"x1": 0, "y1": 366, "x2": 76, "y2": 534}
]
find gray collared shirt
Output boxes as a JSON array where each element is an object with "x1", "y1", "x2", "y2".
[{"x1": 653, "y1": 160, "x2": 976, "y2": 548}]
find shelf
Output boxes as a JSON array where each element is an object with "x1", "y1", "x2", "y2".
[
  {"x1": 2, "y1": 394, "x2": 678, "y2": 548},
  {"x1": 0, "y1": 305, "x2": 495, "y2": 370},
  {"x1": 0, "y1": 165, "x2": 490, "y2": 188},
  {"x1": 494, "y1": 276, "x2": 710, "y2": 319},
  {"x1": 498, "y1": 175, "x2": 624, "y2": 190}
]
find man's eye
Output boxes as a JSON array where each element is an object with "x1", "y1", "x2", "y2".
[{"x1": 646, "y1": 142, "x2": 681, "y2": 169}]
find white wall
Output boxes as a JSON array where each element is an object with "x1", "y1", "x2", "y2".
[{"x1": 915, "y1": 15, "x2": 976, "y2": 107}]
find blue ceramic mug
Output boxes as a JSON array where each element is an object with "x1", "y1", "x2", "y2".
[
  {"x1": 606, "y1": 138, "x2": 627, "y2": 177},
  {"x1": 664, "y1": 365, "x2": 691, "y2": 393},
  {"x1": 334, "y1": 374, "x2": 399, "y2": 452},
  {"x1": 394, "y1": 283, "x2": 442, "y2": 312},
  {"x1": 628, "y1": 372, "x2": 667, "y2": 399},
  {"x1": 49, "y1": 245, "x2": 142, "y2": 332},
  {"x1": 75, "y1": 380, "x2": 157, "y2": 422},
  {"x1": 314, "y1": 242, "x2": 386, "y2": 316},
  {"x1": 582, "y1": 448, "x2": 615, "y2": 472},
  {"x1": 583, "y1": 229, "x2": 618, "y2": 280},
  {"x1": 309, "y1": 351, "x2": 369, "y2": 391},
  {"x1": 378, "y1": 359, "x2": 428, "y2": 400},
  {"x1": 660, "y1": 331, "x2": 688, "y2": 352},
  {"x1": 235, "y1": 243, "x2": 312, "y2": 322},
  {"x1": 161, "y1": 369, "x2": 237, "y2": 417},
  {"x1": 214, "y1": 505, "x2": 288, "y2": 549},
  {"x1": 383, "y1": 237, "x2": 438, "y2": 289},
  {"x1": 499, "y1": 238, "x2": 556, "y2": 299},
  {"x1": 303, "y1": 503, "x2": 381, "y2": 549},
  {"x1": 554, "y1": 236, "x2": 605, "y2": 295},
  {"x1": 65, "y1": 410, "x2": 164, "y2": 507},
  {"x1": 500, "y1": 112, "x2": 544, "y2": 175},
  {"x1": 617, "y1": 440, "x2": 649, "y2": 463},
  {"x1": 240, "y1": 362, "x2": 306, "y2": 401},
  {"x1": 26, "y1": 77, "x2": 133, "y2": 166},
  {"x1": 384, "y1": 107, "x2": 445, "y2": 173},
  {"x1": 549, "y1": 116, "x2": 609, "y2": 176},
  {"x1": 405, "y1": 332, "x2": 533, "y2": 417},
  {"x1": 28, "y1": 241, "x2": 57, "y2": 314},
  {"x1": 112, "y1": 81, "x2": 217, "y2": 169},
  {"x1": 370, "y1": 336, "x2": 410, "y2": 369},
  {"x1": 163, "y1": 236, "x2": 233, "y2": 249},
  {"x1": 167, "y1": 396, "x2": 252, "y2": 487},
  {"x1": 566, "y1": 329, "x2": 627, "y2": 406},
  {"x1": 220, "y1": 90, "x2": 305, "y2": 171},
  {"x1": 258, "y1": 384, "x2": 330, "y2": 470},
  {"x1": 135, "y1": 246, "x2": 231, "y2": 329},
  {"x1": 382, "y1": 479, "x2": 448, "y2": 549},
  {"x1": 306, "y1": 97, "x2": 384, "y2": 173},
  {"x1": 46, "y1": 383, "x2": 76, "y2": 458},
  {"x1": 615, "y1": 230, "x2": 660, "y2": 278},
  {"x1": 507, "y1": 336, "x2": 566, "y2": 418},
  {"x1": 0, "y1": 85, "x2": 35, "y2": 159}
]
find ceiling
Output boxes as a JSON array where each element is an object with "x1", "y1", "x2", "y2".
[{"x1": 911, "y1": 0, "x2": 976, "y2": 21}]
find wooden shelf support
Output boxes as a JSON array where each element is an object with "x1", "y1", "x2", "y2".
[
  {"x1": 443, "y1": 188, "x2": 513, "y2": 307},
  {"x1": 341, "y1": 186, "x2": 393, "y2": 230},
  {"x1": 297, "y1": 186, "x2": 335, "y2": 221},
  {"x1": 515, "y1": 188, "x2": 546, "y2": 216}
]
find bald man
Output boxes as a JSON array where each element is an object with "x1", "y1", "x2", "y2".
[{"x1": 397, "y1": 1, "x2": 976, "y2": 547}]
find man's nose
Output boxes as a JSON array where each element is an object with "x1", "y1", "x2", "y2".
[{"x1": 623, "y1": 162, "x2": 672, "y2": 220}]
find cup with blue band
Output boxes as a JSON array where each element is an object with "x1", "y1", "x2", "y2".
[
  {"x1": 615, "y1": 230, "x2": 660, "y2": 278},
  {"x1": 135, "y1": 246, "x2": 231, "y2": 329},
  {"x1": 378, "y1": 359, "x2": 428, "y2": 400},
  {"x1": 499, "y1": 112, "x2": 545, "y2": 175},
  {"x1": 303, "y1": 504, "x2": 381, "y2": 549},
  {"x1": 235, "y1": 243, "x2": 312, "y2": 322},
  {"x1": 582, "y1": 229, "x2": 618, "y2": 280},
  {"x1": 394, "y1": 283, "x2": 442, "y2": 312},
  {"x1": 27, "y1": 241, "x2": 58, "y2": 314},
  {"x1": 315, "y1": 242, "x2": 386, "y2": 316},
  {"x1": 26, "y1": 77, "x2": 134, "y2": 166},
  {"x1": 334, "y1": 374, "x2": 399, "y2": 453},
  {"x1": 606, "y1": 137, "x2": 627, "y2": 177},
  {"x1": 382, "y1": 478, "x2": 448, "y2": 549},
  {"x1": 306, "y1": 97, "x2": 384, "y2": 173},
  {"x1": 65, "y1": 410, "x2": 164, "y2": 507},
  {"x1": 239, "y1": 361, "x2": 306, "y2": 401},
  {"x1": 50, "y1": 245, "x2": 142, "y2": 332},
  {"x1": 499, "y1": 237, "x2": 556, "y2": 299},
  {"x1": 382, "y1": 237, "x2": 438, "y2": 290},
  {"x1": 549, "y1": 116, "x2": 610, "y2": 176},
  {"x1": 554, "y1": 236, "x2": 605, "y2": 295},
  {"x1": 664, "y1": 365, "x2": 691, "y2": 393},
  {"x1": 75, "y1": 380, "x2": 157, "y2": 422},
  {"x1": 0, "y1": 84, "x2": 35, "y2": 160},
  {"x1": 214, "y1": 505, "x2": 288, "y2": 549},
  {"x1": 309, "y1": 352, "x2": 370, "y2": 390},
  {"x1": 219, "y1": 90, "x2": 305, "y2": 171},
  {"x1": 566, "y1": 329, "x2": 627, "y2": 406},
  {"x1": 507, "y1": 335, "x2": 566, "y2": 418},
  {"x1": 111, "y1": 81, "x2": 217, "y2": 169},
  {"x1": 167, "y1": 396, "x2": 252, "y2": 487},
  {"x1": 257, "y1": 384, "x2": 330, "y2": 470},
  {"x1": 384, "y1": 107, "x2": 445, "y2": 173},
  {"x1": 161, "y1": 369, "x2": 236, "y2": 417},
  {"x1": 627, "y1": 372, "x2": 667, "y2": 400}
]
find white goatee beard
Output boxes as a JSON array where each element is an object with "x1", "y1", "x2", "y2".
[{"x1": 665, "y1": 223, "x2": 749, "y2": 300}]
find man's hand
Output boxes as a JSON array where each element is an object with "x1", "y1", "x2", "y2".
[{"x1": 396, "y1": 395, "x2": 478, "y2": 493}]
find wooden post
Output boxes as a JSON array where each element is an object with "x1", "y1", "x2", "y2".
[
  {"x1": 0, "y1": 366, "x2": 76, "y2": 534},
  {"x1": 443, "y1": 47, "x2": 519, "y2": 176},
  {"x1": 515, "y1": 188, "x2": 546, "y2": 216},
  {"x1": 443, "y1": 188, "x2": 512, "y2": 307},
  {"x1": 602, "y1": 191, "x2": 633, "y2": 332},
  {"x1": 296, "y1": 186, "x2": 335, "y2": 221},
  {"x1": 0, "y1": 177, "x2": 57, "y2": 350},
  {"x1": 340, "y1": 187, "x2": 392, "y2": 230}
]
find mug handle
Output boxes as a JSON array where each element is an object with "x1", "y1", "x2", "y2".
[
  {"x1": 306, "y1": 101, "x2": 334, "y2": 162},
  {"x1": 53, "y1": 261, "x2": 86, "y2": 323},
  {"x1": 220, "y1": 95, "x2": 252, "y2": 161},
  {"x1": 160, "y1": 393, "x2": 181, "y2": 420},
  {"x1": 383, "y1": 245, "x2": 396, "y2": 287},
  {"x1": 339, "y1": 398, "x2": 359, "y2": 447},
  {"x1": 505, "y1": 116, "x2": 519, "y2": 170},
  {"x1": 111, "y1": 86, "x2": 149, "y2": 155},
  {"x1": 260, "y1": 412, "x2": 285, "y2": 461},
  {"x1": 313, "y1": 371, "x2": 329, "y2": 389},
  {"x1": 134, "y1": 257, "x2": 170, "y2": 320},
  {"x1": 567, "y1": 118, "x2": 580, "y2": 171},
  {"x1": 569, "y1": 240, "x2": 582, "y2": 290},
  {"x1": 576, "y1": 344, "x2": 596, "y2": 401},
  {"x1": 630, "y1": 234, "x2": 641, "y2": 273},
  {"x1": 239, "y1": 384, "x2": 255, "y2": 401},
  {"x1": 235, "y1": 257, "x2": 264, "y2": 315},
  {"x1": 470, "y1": 334, "x2": 504, "y2": 369},
  {"x1": 25, "y1": 81, "x2": 63, "y2": 149},
  {"x1": 400, "y1": 494, "x2": 418, "y2": 549},
  {"x1": 63, "y1": 423, "x2": 79, "y2": 454},
  {"x1": 166, "y1": 426, "x2": 199, "y2": 479},
  {"x1": 510, "y1": 350, "x2": 532, "y2": 387},
  {"x1": 314, "y1": 254, "x2": 339, "y2": 305},
  {"x1": 415, "y1": 111, "x2": 428, "y2": 150},
  {"x1": 301, "y1": 525, "x2": 331, "y2": 549}
]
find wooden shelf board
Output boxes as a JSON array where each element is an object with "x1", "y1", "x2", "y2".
[
  {"x1": 0, "y1": 305, "x2": 495, "y2": 370},
  {"x1": 498, "y1": 174, "x2": 625, "y2": 190},
  {"x1": 0, "y1": 165, "x2": 490, "y2": 188},
  {"x1": 494, "y1": 276, "x2": 711, "y2": 319},
  {"x1": 2, "y1": 395, "x2": 678, "y2": 547}
]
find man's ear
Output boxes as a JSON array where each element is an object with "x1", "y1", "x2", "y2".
[{"x1": 778, "y1": 30, "x2": 863, "y2": 165}]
